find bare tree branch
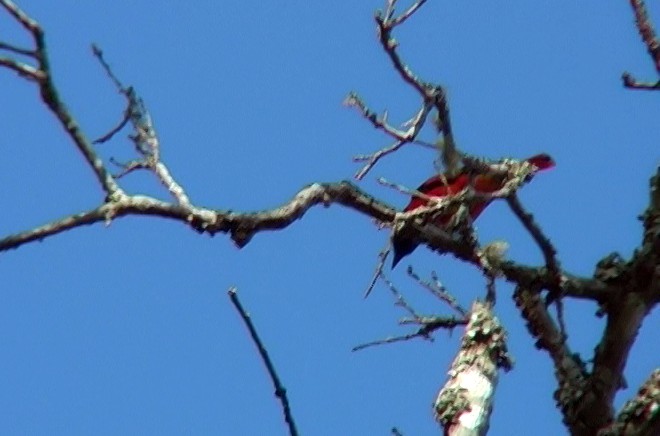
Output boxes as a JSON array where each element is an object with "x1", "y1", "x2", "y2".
[
  {"x1": 623, "y1": 0, "x2": 660, "y2": 89},
  {"x1": 92, "y1": 46, "x2": 195, "y2": 207},
  {"x1": 406, "y1": 268, "x2": 468, "y2": 316},
  {"x1": 0, "y1": 182, "x2": 391, "y2": 251},
  {"x1": 349, "y1": 0, "x2": 459, "y2": 180},
  {"x1": 514, "y1": 165, "x2": 660, "y2": 436},
  {"x1": 506, "y1": 193, "x2": 567, "y2": 338},
  {"x1": 228, "y1": 288, "x2": 299, "y2": 436},
  {"x1": 506, "y1": 194, "x2": 561, "y2": 280},
  {"x1": 2, "y1": 3, "x2": 656, "y2": 434},
  {"x1": 513, "y1": 285, "x2": 592, "y2": 435},
  {"x1": 0, "y1": 40, "x2": 34, "y2": 56},
  {"x1": 354, "y1": 271, "x2": 469, "y2": 352},
  {"x1": 0, "y1": 0, "x2": 123, "y2": 198},
  {"x1": 587, "y1": 166, "x2": 660, "y2": 433}
]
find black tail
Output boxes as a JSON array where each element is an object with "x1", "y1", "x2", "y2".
[{"x1": 391, "y1": 234, "x2": 418, "y2": 269}]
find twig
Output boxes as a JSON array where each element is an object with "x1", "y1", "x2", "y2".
[
  {"x1": 109, "y1": 157, "x2": 149, "y2": 179},
  {"x1": 0, "y1": 56, "x2": 42, "y2": 80},
  {"x1": 623, "y1": 0, "x2": 660, "y2": 89},
  {"x1": 94, "y1": 112, "x2": 131, "y2": 144},
  {"x1": 513, "y1": 285, "x2": 589, "y2": 428},
  {"x1": 389, "y1": 0, "x2": 428, "y2": 27},
  {"x1": 227, "y1": 288, "x2": 299, "y2": 436},
  {"x1": 344, "y1": 93, "x2": 430, "y2": 145},
  {"x1": 352, "y1": 315, "x2": 467, "y2": 352},
  {"x1": 622, "y1": 72, "x2": 660, "y2": 90},
  {"x1": 375, "y1": 2, "x2": 428, "y2": 96},
  {"x1": 92, "y1": 45, "x2": 195, "y2": 207},
  {"x1": 363, "y1": 245, "x2": 389, "y2": 298},
  {"x1": 0, "y1": 0, "x2": 123, "y2": 198},
  {"x1": 381, "y1": 273, "x2": 420, "y2": 318},
  {"x1": 0, "y1": 41, "x2": 34, "y2": 56},
  {"x1": 348, "y1": 0, "x2": 458, "y2": 179},
  {"x1": 354, "y1": 140, "x2": 407, "y2": 180},
  {"x1": 506, "y1": 195, "x2": 560, "y2": 274},
  {"x1": 355, "y1": 271, "x2": 468, "y2": 351},
  {"x1": 348, "y1": 98, "x2": 432, "y2": 180},
  {"x1": 506, "y1": 194, "x2": 566, "y2": 337},
  {"x1": 631, "y1": 0, "x2": 660, "y2": 73},
  {"x1": 406, "y1": 267, "x2": 467, "y2": 316}
]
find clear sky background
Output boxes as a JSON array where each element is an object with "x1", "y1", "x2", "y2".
[{"x1": 1, "y1": 1, "x2": 658, "y2": 435}]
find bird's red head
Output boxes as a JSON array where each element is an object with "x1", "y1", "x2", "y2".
[{"x1": 527, "y1": 153, "x2": 555, "y2": 171}]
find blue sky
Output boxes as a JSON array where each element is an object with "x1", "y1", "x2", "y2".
[{"x1": 0, "y1": 1, "x2": 658, "y2": 435}]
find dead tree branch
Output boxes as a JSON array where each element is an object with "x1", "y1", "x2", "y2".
[
  {"x1": 512, "y1": 167, "x2": 659, "y2": 435},
  {"x1": 0, "y1": 0, "x2": 123, "y2": 198},
  {"x1": 353, "y1": 272, "x2": 469, "y2": 352},
  {"x1": 1, "y1": 2, "x2": 658, "y2": 435},
  {"x1": 347, "y1": 0, "x2": 459, "y2": 180},
  {"x1": 623, "y1": 0, "x2": 660, "y2": 89},
  {"x1": 228, "y1": 288, "x2": 299, "y2": 436}
]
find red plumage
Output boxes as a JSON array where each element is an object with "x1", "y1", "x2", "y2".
[{"x1": 391, "y1": 153, "x2": 555, "y2": 268}]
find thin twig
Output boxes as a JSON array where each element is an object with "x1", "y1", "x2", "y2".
[
  {"x1": 348, "y1": 97, "x2": 432, "y2": 179},
  {"x1": 352, "y1": 315, "x2": 466, "y2": 352},
  {"x1": 0, "y1": 0, "x2": 39, "y2": 33},
  {"x1": 348, "y1": 0, "x2": 456, "y2": 179},
  {"x1": 375, "y1": 6, "x2": 427, "y2": 96},
  {"x1": 506, "y1": 194, "x2": 566, "y2": 337},
  {"x1": 363, "y1": 245, "x2": 389, "y2": 298},
  {"x1": 109, "y1": 158, "x2": 149, "y2": 179},
  {"x1": 92, "y1": 45, "x2": 194, "y2": 207},
  {"x1": 0, "y1": 56, "x2": 42, "y2": 80},
  {"x1": 228, "y1": 288, "x2": 299, "y2": 436},
  {"x1": 506, "y1": 194, "x2": 561, "y2": 280},
  {"x1": 344, "y1": 93, "x2": 429, "y2": 145},
  {"x1": 622, "y1": 72, "x2": 660, "y2": 90},
  {"x1": 0, "y1": 1, "x2": 123, "y2": 198},
  {"x1": 0, "y1": 41, "x2": 34, "y2": 56},
  {"x1": 94, "y1": 109, "x2": 131, "y2": 144},
  {"x1": 432, "y1": 88, "x2": 460, "y2": 176},
  {"x1": 92, "y1": 44, "x2": 125, "y2": 90},
  {"x1": 381, "y1": 273, "x2": 419, "y2": 318},
  {"x1": 390, "y1": 0, "x2": 428, "y2": 27},
  {"x1": 355, "y1": 270, "x2": 469, "y2": 351},
  {"x1": 406, "y1": 267, "x2": 467, "y2": 316}
]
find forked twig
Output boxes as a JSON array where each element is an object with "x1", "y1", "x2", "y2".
[
  {"x1": 354, "y1": 271, "x2": 468, "y2": 351},
  {"x1": 349, "y1": 0, "x2": 458, "y2": 179}
]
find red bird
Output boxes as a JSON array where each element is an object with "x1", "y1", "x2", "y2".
[{"x1": 391, "y1": 153, "x2": 555, "y2": 268}]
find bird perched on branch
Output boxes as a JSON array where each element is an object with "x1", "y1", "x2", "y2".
[{"x1": 391, "y1": 153, "x2": 555, "y2": 268}]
